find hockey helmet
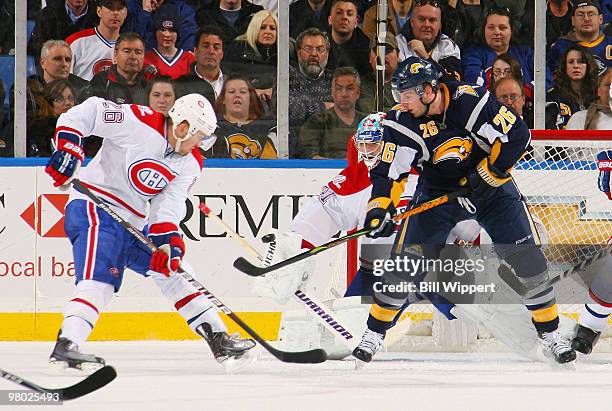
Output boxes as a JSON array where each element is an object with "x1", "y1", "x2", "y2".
[
  {"x1": 168, "y1": 93, "x2": 218, "y2": 152},
  {"x1": 391, "y1": 56, "x2": 441, "y2": 102},
  {"x1": 354, "y1": 112, "x2": 386, "y2": 169}
]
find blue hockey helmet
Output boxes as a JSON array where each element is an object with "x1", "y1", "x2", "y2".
[
  {"x1": 353, "y1": 112, "x2": 386, "y2": 169},
  {"x1": 391, "y1": 56, "x2": 441, "y2": 102}
]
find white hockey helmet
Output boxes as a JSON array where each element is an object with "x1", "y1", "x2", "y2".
[{"x1": 168, "y1": 93, "x2": 217, "y2": 151}]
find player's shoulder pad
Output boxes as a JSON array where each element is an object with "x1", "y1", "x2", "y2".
[{"x1": 327, "y1": 161, "x2": 371, "y2": 196}]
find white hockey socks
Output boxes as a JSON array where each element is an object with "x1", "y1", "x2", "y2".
[
  {"x1": 580, "y1": 296, "x2": 612, "y2": 333},
  {"x1": 60, "y1": 280, "x2": 114, "y2": 347},
  {"x1": 151, "y1": 262, "x2": 227, "y2": 334}
]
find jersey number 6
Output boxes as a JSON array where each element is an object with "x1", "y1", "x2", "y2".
[{"x1": 381, "y1": 142, "x2": 397, "y2": 163}]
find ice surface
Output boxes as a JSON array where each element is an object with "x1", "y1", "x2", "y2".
[{"x1": 1, "y1": 341, "x2": 611, "y2": 411}]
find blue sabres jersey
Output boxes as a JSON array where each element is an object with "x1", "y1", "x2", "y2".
[{"x1": 371, "y1": 81, "x2": 531, "y2": 196}]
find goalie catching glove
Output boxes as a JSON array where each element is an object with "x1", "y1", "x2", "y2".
[
  {"x1": 597, "y1": 150, "x2": 612, "y2": 200},
  {"x1": 251, "y1": 230, "x2": 314, "y2": 305},
  {"x1": 45, "y1": 130, "x2": 84, "y2": 188},
  {"x1": 364, "y1": 197, "x2": 396, "y2": 238},
  {"x1": 464, "y1": 157, "x2": 511, "y2": 198},
  {"x1": 148, "y1": 223, "x2": 185, "y2": 276}
]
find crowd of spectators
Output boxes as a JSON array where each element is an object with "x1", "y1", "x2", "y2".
[{"x1": 0, "y1": 0, "x2": 611, "y2": 159}]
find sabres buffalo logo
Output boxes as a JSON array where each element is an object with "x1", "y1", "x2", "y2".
[
  {"x1": 432, "y1": 137, "x2": 473, "y2": 164},
  {"x1": 453, "y1": 85, "x2": 478, "y2": 99},
  {"x1": 227, "y1": 133, "x2": 262, "y2": 159},
  {"x1": 410, "y1": 62, "x2": 425, "y2": 74}
]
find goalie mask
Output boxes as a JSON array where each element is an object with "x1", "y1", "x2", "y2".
[
  {"x1": 391, "y1": 56, "x2": 441, "y2": 103},
  {"x1": 168, "y1": 94, "x2": 218, "y2": 152},
  {"x1": 354, "y1": 112, "x2": 386, "y2": 169}
]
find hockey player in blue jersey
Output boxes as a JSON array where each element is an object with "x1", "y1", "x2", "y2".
[{"x1": 352, "y1": 56, "x2": 577, "y2": 365}]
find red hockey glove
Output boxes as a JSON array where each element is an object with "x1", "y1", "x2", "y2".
[{"x1": 148, "y1": 223, "x2": 185, "y2": 276}]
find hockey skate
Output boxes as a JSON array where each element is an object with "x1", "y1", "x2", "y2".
[
  {"x1": 539, "y1": 330, "x2": 577, "y2": 364},
  {"x1": 196, "y1": 324, "x2": 257, "y2": 373},
  {"x1": 49, "y1": 335, "x2": 105, "y2": 371},
  {"x1": 352, "y1": 328, "x2": 385, "y2": 367},
  {"x1": 571, "y1": 324, "x2": 601, "y2": 355}
]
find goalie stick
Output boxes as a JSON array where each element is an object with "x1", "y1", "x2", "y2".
[
  {"x1": 0, "y1": 366, "x2": 116, "y2": 400},
  {"x1": 233, "y1": 187, "x2": 470, "y2": 277},
  {"x1": 199, "y1": 204, "x2": 359, "y2": 348},
  {"x1": 70, "y1": 179, "x2": 327, "y2": 364}
]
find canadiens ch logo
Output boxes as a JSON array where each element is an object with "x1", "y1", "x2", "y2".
[
  {"x1": 92, "y1": 59, "x2": 113, "y2": 76},
  {"x1": 227, "y1": 133, "x2": 261, "y2": 159},
  {"x1": 432, "y1": 137, "x2": 473, "y2": 163},
  {"x1": 128, "y1": 159, "x2": 177, "y2": 196}
]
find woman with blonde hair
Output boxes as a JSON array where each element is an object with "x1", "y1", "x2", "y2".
[{"x1": 225, "y1": 10, "x2": 278, "y2": 103}]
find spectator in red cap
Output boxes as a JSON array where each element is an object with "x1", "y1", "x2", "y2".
[{"x1": 144, "y1": 11, "x2": 195, "y2": 79}]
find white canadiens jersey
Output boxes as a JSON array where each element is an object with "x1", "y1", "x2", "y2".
[
  {"x1": 290, "y1": 161, "x2": 480, "y2": 247},
  {"x1": 58, "y1": 97, "x2": 203, "y2": 230},
  {"x1": 290, "y1": 161, "x2": 418, "y2": 246},
  {"x1": 66, "y1": 27, "x2": 115, "y2": 81}
]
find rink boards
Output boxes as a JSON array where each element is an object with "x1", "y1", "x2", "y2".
[
  {"x1": 0, "y1": 162, "x2": 346, "y2": 341},
  {"x1": 0, "y1": 160, "x2": 609, "y2": 341}
]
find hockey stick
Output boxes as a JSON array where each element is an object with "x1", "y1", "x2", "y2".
[
  {"x1": 0, "y1": 366, "x2": 116, "y2": 400},
  {"x1": 498, "y1": 245, "x2": 611, "y2": 299},
  {"x1": 70, "y1": 180, "x2": 327, "y2": 364},
  {"x1": 233, "y1": 187, "x2": 470, "y2": 277},
  {"x1": 199, "y1": 204, "x2": 359, "y2": 348}
]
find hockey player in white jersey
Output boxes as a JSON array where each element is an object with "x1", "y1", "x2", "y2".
[
  {"x1": 571, "y1": 272, "x2": 612, "y2": 355},
  {"x1": 256, "y1": 113, "x2": 542, "y2": 361},
  {"x1": 45, "y1": 94, "x2": 256, "y2": 371}
]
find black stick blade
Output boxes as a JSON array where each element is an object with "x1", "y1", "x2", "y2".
[
  {"x1": 59, "y1": 366, "x2": 117, "y2": 400},
  {"x1": 272, "y1": 347, "x2": 327, "y2": 364},
  {"x1": 233, "y1": 257, "x2": 269, "y2": 277}
]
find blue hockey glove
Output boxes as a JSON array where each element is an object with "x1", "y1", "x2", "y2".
[
  {"x1": 597, "y1": 150, "x2": 612, "y2": 200},
  {"x1": 364, "y1": 197, "x2": 396, "y2": 238},
  {"x1": 466, "y1": 157, "x2": 512, "y2": 199},
  {"x1": 45, "y1": 130, "x2": 84, "y2": 188}
]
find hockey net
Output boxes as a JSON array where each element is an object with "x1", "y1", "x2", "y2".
[{"x1": 327, "y1": 130, "x2": 612, "y2": 353}]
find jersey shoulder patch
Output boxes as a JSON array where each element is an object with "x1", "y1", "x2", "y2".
[
  {"x1": 129, "y1": 104, "x2": 166, "y2": 137},
  {"x1": 327, "y1": 161, "x2": 371, "y2": 196}
]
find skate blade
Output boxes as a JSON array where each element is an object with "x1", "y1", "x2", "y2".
[
  {"x1": 221, "y1": 349, "x2": 260, "y2": 374},
  {"x1": 547, "y1": 359, "x2": 576, "y2": 371},
  {"x1": 48, "y1": 359, "x2": 104, "y2": 375},
  {"x1": 354, "y1": 358, "x2": 367, "y2": 370}
]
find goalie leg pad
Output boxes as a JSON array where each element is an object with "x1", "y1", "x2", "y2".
[
  {"x1": 152, "y1": 261, "x2": 227, "y2": 333},
  {"x1": 452, "y1": 304, "x2": 542, "y2": 361}
]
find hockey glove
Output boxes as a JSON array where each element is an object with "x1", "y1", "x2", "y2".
[
  {"x1": 364, "y1": 197, "x2": 396, "y2": 238},
  {"x1": 148, "y1": 223, "x2": 185, "y2": 276},
  {"x1": 45, "y1": 131, "x2": 84, "y2": 188},
  {"x1": 597, "y1": 150, "x2": 612, "y2": 200},
  {"x1": 251, "y1": 230, "x2": 314, "y2": 305},
  {"x1": 465, "y1": 157, "x2": 512, "y2": 199}
]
